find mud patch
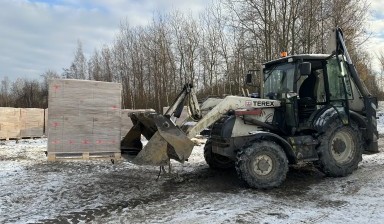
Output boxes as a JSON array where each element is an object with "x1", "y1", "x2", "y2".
[
  {"x1": 35, "y1": 192, "x2": 173, "y2": 224},
  {"x1": 317, "y1": 199, "x2": 348, "y2": 208},
  {"x1": 259, "y1": 163, "x2": 326, "y2": 199},
  {"x1": 162, "y1": 167, "x2": 243, "y2": 194},
  {"x1": 267, "y1": 212, "x2": 290, "y2": 219},
  {"x1": 2, "y1": 138, "x2": 384, "y2": 223}
]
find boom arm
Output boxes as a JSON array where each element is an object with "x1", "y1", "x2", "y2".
[
  {"x1": 329, "y1": 27, "x2": 378, "y2": 153},
  {"x1": 164, "y1": 83, "x2": 202, "y2": 120},
  {"x1": 330, "y1": 28, "x2": 371, "y2": 97},
  {"x1": 187, "y1": 96, "x2": 280, "y2": 138}
]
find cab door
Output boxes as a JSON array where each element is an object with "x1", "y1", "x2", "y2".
[{"x1": 325, "y1": 57, "x2": 354, "y2": 124}]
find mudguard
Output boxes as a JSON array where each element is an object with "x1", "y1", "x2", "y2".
[{"x1": 248, "y1": 131, "x2": 297, "y2": 164}]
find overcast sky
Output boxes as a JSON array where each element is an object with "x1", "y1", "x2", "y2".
[{"x1": 1, "y1": 0, "x2": 383, "y2": 81}]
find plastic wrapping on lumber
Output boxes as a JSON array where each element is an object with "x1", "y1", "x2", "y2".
[{"x1": 47, "y1": 79, "x2": 122, "y2": 154}]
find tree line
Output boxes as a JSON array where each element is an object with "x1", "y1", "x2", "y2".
[{"x1": 0, "y1": 0, "x2": 383, "y2": 111}]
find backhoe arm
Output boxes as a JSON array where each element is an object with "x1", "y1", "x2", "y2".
[
  {"x1": 328, "y1": 27, "x2": 378, "y2": 152},
  {"x1": 164, "y1": 83, "x2": 202, "y2": 121}
]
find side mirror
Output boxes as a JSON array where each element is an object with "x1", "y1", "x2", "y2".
[
  {"x1": 245, "y1": 73, "x2": 252, "y2": 84},
  {"x1": 299, "y1": 62, "x2": 311, "y2": 76}
]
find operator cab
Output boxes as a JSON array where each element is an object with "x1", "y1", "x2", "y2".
[{"x1": 257, "y1": 54, "x2": 363, "y2": 134}]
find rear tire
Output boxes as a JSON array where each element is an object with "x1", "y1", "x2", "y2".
[
  {"x1": 204, "y1": 140, "x2": 234, "y2": 169},
  {"x1": 316, "y1": 120, "x2": 363, "y2": 177},
  {"x1": 236, "y1": 140, "x2": 288, "y2": 189}
]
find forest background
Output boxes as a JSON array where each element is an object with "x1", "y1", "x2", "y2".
[{"x1": 1, "y1": 0, "x2": 384, "y2": 112}]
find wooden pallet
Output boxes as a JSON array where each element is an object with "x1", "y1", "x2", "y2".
[
  {"x1": 20, "y1": 136, "x2": 44, "y2": 140},
  {"x1": 47, "y1": 152, "x2": 121, "y2": 161},
  {"x1": 0, "y1": 137, "x2": 21, "y2": 141}
]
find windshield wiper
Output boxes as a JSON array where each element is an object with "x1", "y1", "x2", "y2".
[{"x1": 264, "y1": 64, "x2": 279, "y2": 81}]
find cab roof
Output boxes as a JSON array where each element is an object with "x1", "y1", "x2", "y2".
[{"x1": 263, "y1": 54, "x2": 330, "y2": 68}]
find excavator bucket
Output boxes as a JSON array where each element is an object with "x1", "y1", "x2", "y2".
[{"x1": 121, "y1": 111, "x2": 195, "y2": 166}]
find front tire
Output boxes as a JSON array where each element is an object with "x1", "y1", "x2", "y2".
[
  {"x1": 316, "y1": 120, "x2": 363, "y2": 177},
  {"x1": 236, "y1": 140, "x2": 288, "y2": 189},
  {"x1": 204, "y1": 139, "x2": 234, "y2": 169}
]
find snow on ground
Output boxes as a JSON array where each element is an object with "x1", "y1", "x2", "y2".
[{"x1": 1, "y1": 110, "x2": 384, "y2": 223}]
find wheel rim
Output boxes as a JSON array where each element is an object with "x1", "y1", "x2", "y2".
[
  {"x1": 331, "y1": 129, "x2": 355, "y2": 164},
  {"x1": 251, "y1": 154, "x2": 273, "y2": 176}
]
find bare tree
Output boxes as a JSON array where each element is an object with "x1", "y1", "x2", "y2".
[
  {"x1": 41, "y1": 70, "x2": 60, "y2": 108},
  {"x1": 63, "y1": 40, "x2": 88, "y2": 79},
  {"x1": 54, "y1": 0, "x2": 380, "y2": 110},
  {"x1": 377, "y1": 50, "x2": 384, "y2": 95},
  {"x1": 10, "y1": 78, "x2": 42, "y2": 108},
  {"x1": 0, "y1": 76, "x2": 10, "y2": 107}
]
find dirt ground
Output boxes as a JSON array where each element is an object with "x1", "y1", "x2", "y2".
[{"x1": 1, "y1": 136, "x2": 384, "y2": 224}]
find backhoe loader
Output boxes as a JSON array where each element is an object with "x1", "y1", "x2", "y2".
[{"x1": 121, "y1": 28, "x2": 378, "y2": 189}]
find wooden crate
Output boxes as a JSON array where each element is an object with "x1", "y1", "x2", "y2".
[
  {"x1": 20, "y1": 108, "x2": 44, "y2": 138},
  {"x1": 44, "y1": 108, "x2": 48, "y2": 135},
  {"x1": 0, "y1": 107, "x2": 21, "y2": 140},
  {"x1": 47, "y1": 79, "x2": 122, "y2": 156}
]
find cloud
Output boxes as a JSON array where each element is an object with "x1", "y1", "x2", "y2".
[
  {"x1": 4, "y1": 0, "x2": 380, "y2": 82},
  {"x1": 0, "y1": 0, "x2": 209, "y2": 81},
  {"x1": 0, "y1": 0, "x2": 117, "y2": 80},
  {"x1": 366, "y1": 0, "x2": 384, "y2": 72},
  {"x1": 369, "y1": 0, "x2": 384, "y2": 19}
]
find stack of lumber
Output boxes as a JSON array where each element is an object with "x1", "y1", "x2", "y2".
[
  {"x1": 47, "y1": 79, "x2": 122, "y2": 160},
  {"x1": 0, "y1": 107, "x2": 20, "y2": 140},
  {"x1": 44, "y1": 109, "x2": 48, "y2": 134},
  {"x1": 20, "y1": 108, "x2": 44, "y2": 138}
]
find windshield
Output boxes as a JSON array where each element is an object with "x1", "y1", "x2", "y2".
[{"x1": 263, "y1": 63, "x2": 295, "y2": 99}]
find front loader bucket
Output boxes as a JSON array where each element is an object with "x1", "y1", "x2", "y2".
[{"x1": 121, "y1": 111, "x2": 194, "y2": 166}]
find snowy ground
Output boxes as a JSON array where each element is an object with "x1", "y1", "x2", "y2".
[{"x1": 1, "y1": 117, "x2": 384, "y2": 223}]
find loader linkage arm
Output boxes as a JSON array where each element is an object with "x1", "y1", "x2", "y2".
[{"x1": 121, "y1": 81, "x2": 281, "y2": 166}]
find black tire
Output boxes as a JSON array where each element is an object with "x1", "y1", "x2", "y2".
[
  {"x1": 204, "y1": 140, "x2": 234, "y2": 169},
  {"x1": 316, "y1": 120, "x2": 363, "y2": 177},
  {"x1": 236, "y1": 140, "x2": 288, "y2": 189}
]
